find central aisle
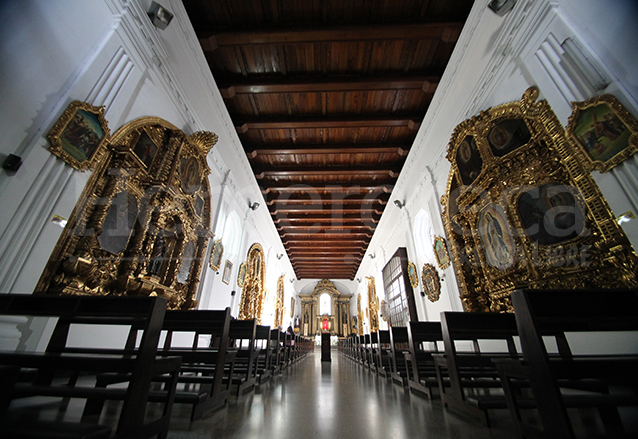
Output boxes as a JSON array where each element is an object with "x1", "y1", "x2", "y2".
[{"x1": 168, "y1": 351, "x2": 514, "y2": 439}]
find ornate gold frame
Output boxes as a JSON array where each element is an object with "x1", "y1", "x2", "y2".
[
  {"x1": 237, "y1": 261, "x2": 246, "y2": 287},
  {"x1": 567, "y1": 94, "x2": 638, "y2": 172},
  {"x1": 366, "y1": 276, "x2": 379, "y2": 332},
  {"x1": 407, "y1": 261, "x2": 419, "y2": 288},
  {"x1": 221, "y1": 260, "x2": 233, "y2": 284},
  {"x1": 441, "y1": 87, "x2": 638, "y2": 312},
  {"x1": 433, "y1": 236, "x2": 451, "y2": 269},
  {"x1": 421, "y1": 263, "x2": 441, "y2": 302},
  {"x1": 47, "y1": 100, "x2": 111, "y2": 171},
  {"x1": 36, "y1": 116, "x2": 217, "y2": 310},
  {"x1": 209, "y1": 239, "x2": 224, "y2": 271},
  {"x1": 238, "y1": 243, "x2": 266, "y2": 323}
]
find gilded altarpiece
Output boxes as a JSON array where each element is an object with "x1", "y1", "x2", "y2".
[
  {"x1": 299, "y1": 279, "x2": 351, "y2": 337},
  {"x1": 366, "y1": 277, "x2": 380, "y2": 332},
  {"x1": 274, "y1": 274, "x2": 285, "y2": 328},
  {"x1": 36, "y1": 117, "x2": 217, "y2": 309},
  {"x1": 357, "y1": 293, "x2": 364, "y2": 336},
  {"x1": 442, "y1": 88, "x2": 638, "y2": 312},
  {"x1": 238, "y1": 243, "x2": 266, "y2": 323}
]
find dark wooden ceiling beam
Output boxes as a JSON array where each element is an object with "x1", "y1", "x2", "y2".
[
  {"x1": 237, "y1": 114, "x2": 423, "y2": 133},
  {"x1": 283, "y1": 237, "x2": 370, "y2": 243},
  {"x1": 256, "y1": 167, "x2": 400, "y2": 179},
  {"x1": 271, "y1": 207, "x2": 383, "y2": 215},
  {"x1": 262, "y1": 184, "x2": 393, "y2": 194},
  {"x1": 220, "y1": 76, "x2": 439, "y2": 97},
  {"x1": 274, "y1": 216, "x2": 378, "y2": 223},
  {"x1": 247, "y1": 143, "x2": 409, "y2": 158},
  {"x1": 200, "y1": 22, "x2": 464, "y2": 48},
  {"x1": 268, "y1": 196, "x2": 388, "y2": 206}
]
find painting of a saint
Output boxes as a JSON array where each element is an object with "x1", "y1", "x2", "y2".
[
  {"x1": 456, "y1": 135, "x2": 483, "y2": 185},
  {"x1": 573, "y1": 103, "x2": 631, "y2": 163},
  {"x1": 133, "y1": 130, "x2": 158, "y2": 168},
  {"x1": 61, "y1": 109, "x2": 104, "y2": 161},
  {"x1": 98, "y1": 191, "x2": 138, "y2": 255},
  {"x1": 478, "y1": 205, "x2": 515, "y2": 270},
  {"x1": 517, "y1": 184, "x2": 585, "y2": 246},
  {"x1": 180, "y1": 157, "x2": 201, "y2": 194},
  {"x1": 487, "y1": 118, "x2": 531, "y2": 157}
]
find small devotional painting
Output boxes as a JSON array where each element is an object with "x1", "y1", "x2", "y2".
[
  {"x1": 209, "y1": 239, "x2": 224, "y2": 271},
  {"x1": 517, "y1": 183, "x2": 586, "y2": 246},
  {"x1": 568, "y1": 94, "x2": 638, "y2": 172},
  {"x1": 421, "y1": 263, "x2": 441, "y2": 303},
  {"x1": 478, "y1": 204, "x2": 516, "y2": 270},
  {"x1": 455, "y1": 135, "x2": 483, "y2": 185},
  {"x1": 433, "y1": 236, "x2": 450, "y2": 270},
  {"x1": 47, "y1": 100, "x2": 110, "y2": 171},
  {"x1": 132, "y1": 130, "x2": 158, "y2": 169},
  {"x1": 407, "y1": 262, "x2": 418, "y2": 288}
]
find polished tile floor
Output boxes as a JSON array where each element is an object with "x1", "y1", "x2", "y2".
[{"x1": 167, "y1": 351, "x2": 516, "y2": 439}]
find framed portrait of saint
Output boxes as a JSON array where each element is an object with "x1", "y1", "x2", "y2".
[
  {"x1": 478, "y1": 204, "x2": 516, "y2": 270},
  {"x1": 221, "y1": 260, "x2": 233, "y2": 284},
  {"x1": 47, "y1": 100, "x2": 110, "y2": 171},
  {"x1": 433, "y1": 236, "x2": 450, "y2": 269},
  {"x1": 209, "y1": 238, "x2": 224, "y2": 271},
  {"x1": 455, "y1": 135, "x2": 483, "y2": 185},
  {"x1": 568, "y1": 94, "x2": 638, "y2": 172},
  {"x1": 407, "y1": 261, "x2": 418, "y2": 288},
  {"x1": 421, "y1": 263, "x2": 441, "y2": 303},
  {"x1": 237, "y1": 262, "x2": 247, "y2": 288},
  {"x1": 180, "y1": 156, "x2": 201, "y2": 194},
  {"x1": 132, "y1": 129, "x2": 158, "y2": 169}
]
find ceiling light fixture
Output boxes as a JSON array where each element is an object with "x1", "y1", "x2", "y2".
[
  {"x1": 394, "y1": 200, "x2": 405, "y2": 209},
  {"x1": 249, "y1": 201, "x2": 260, "y2": 211}
]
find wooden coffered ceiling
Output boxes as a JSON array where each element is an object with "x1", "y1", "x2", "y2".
[{"x1": 183, "y1": 0, "x2": 475, "y2": 280}]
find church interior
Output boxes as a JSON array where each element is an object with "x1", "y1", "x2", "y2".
[{"x1": 0, "y1": 0, "x2": 637, "y2": 438}]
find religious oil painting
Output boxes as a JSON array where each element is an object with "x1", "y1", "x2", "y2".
[
  {"x1": 486, "y1": 118, "x2": 531, "y2": 157},
  {"x1": 132, "y1": 129, "x2": 158, "y2": 169},
  {"x1": 209, "y1": 238, "x2": 224, "y2": 271},
  {"x1": 517, "y1": 183, "x2": 586, "y2": 246},
  {"x1": 180, "y1": 156, "x2": 201, "y2": 194},
  {"x1": 568, "y1": 94, "x2": 638, "y2": 172},
  {"x1": 222, "y1": 260, "x2": 233, "y2": 284},
  {"x1": 478, "y1": 204, "x2": 515, "y2": 270},
  {"x1": 98, "y1": 191, "x2": 138, "y2": 255},
  {"x1": 47, "y1": 100, "x2": 110, "y2": 171},
  {"x1": 407, "y1": 261, "x2": 418, "y2": 288},
  {"x1": 433, "y1": 236, "x2": 450, "y2": 269},
  {"x1": 421, "y1": 263, "x2": 441, "y2": 303},
  {"x1": 237, "y1": 262, "x2": 246, "y2": 287},
  {"x1": 455, "y1": 135, "x2": 483, "y2": 185}
]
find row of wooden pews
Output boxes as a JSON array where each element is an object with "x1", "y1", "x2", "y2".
[
  {"x1": 338, "y1": 288, "x2": 638, "y2": 439},
  {"x1": 0, "y1": 294, "x2": 314, "y2": 439}
]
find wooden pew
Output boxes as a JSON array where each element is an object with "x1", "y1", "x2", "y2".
[
  {"x1": 254, "y1": 325, "x2": 272, "y2": 384},
  {"x1": 389, "y1": 326, "x2": 410, "y2": 385},
  {"x1": 228, "y1": 319, "x2": 259, "y2": 395},
  {"x1": 0, "y1": 294, "x2": 180, "y2": 439},
  {"x1": 375, "y1": 330, "x2": 393, "y2": 379},
  {"x1": 368, "y1": 332, "x2": 379, "y2": 372},
  {"x1": 496, "y1": 289, "x2": 638, "y2": 439},
  {"x1": 151, "y1": 308, "x2": 236, "y2": 421},
  {"x1": 434, "y1": 311, "x2": 525, "y2": 426},
  {"x1": 269, "y1": 329, "x2": 282, "y2": 375},
  {"x1": 405, "y1": 321, "x2": 444, "y2": 398}
]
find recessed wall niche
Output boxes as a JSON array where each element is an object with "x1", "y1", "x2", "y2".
[{"x1": 35, "y1": 117, "x2": 217, "y2": 310}]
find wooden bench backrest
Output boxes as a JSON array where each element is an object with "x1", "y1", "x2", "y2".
[
  {"x1": 378, "y1": 329, "x2": 391, "y2": 344},
  {"x1": 511, "y1": 288, "x2": 638, "y2": 360},
  {"x1": 229, "y1": 319, "x2": 257, "y2": 350},
  {"x1": 440, "y1": 311, "x2": 518, "y2": 356},
  {"x1": 161, "y1": 308, "x2": 231, "y2": 352},
  {"x1": 408, "y1": 321, "x2": 443, "y2": 353}
]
